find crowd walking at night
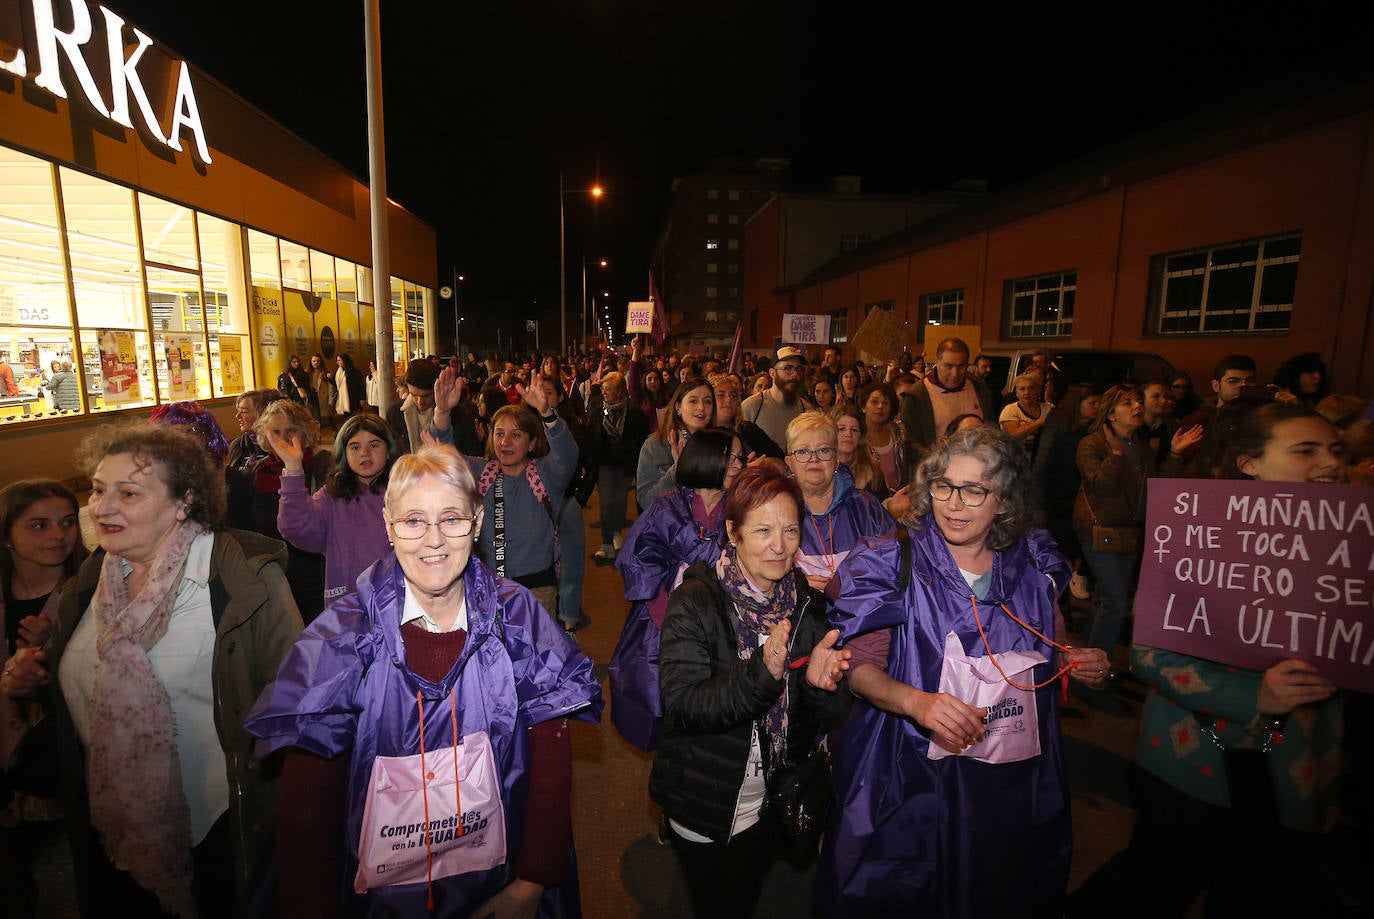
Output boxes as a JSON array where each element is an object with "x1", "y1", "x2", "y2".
[{"x1": 1, "y1": 334, "x2": 1372, "y2": 918}]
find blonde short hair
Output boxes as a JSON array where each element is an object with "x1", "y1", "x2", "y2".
[
  {"x1": 254, "y1": 399, "x2": 321, "y2": 451},
  {"x1": 785, "y1": 410, "x2": 838, "y2": 451},
  {"x1": 385, "y1": 444, "x2": 478, "y2": 514}
]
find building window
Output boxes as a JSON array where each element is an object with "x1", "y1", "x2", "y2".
[
  {"x1": 707, "y1": 214, "x2": 719, "y2": 224},
  {"x1": 864, "y1": 299, "x2": 895, "y2": 316},
  {"x1": 1005, "y1": 270, "x2": 1076, "y2": 338},
  {"x1": 921, "y1": 288, "x2": 964, "y2": 325},
  {"x1": 726, "y1": 287, "x2": 738, "y2": 298},
  {"x1": 727, "y1": 264, "x2": 739, "y2": 275},
  {"x1": 707, "y1": 189, "x2": 719, "y2": 199},
  {"x1": 1150, "y1": 233, "x2": 1300, "y2": 334},
  {"x1": 840, "y1": 233, "x2": 872, "y2": 253},
  {"x1": 829, "y1": 309, "x2": 849, "y2": 343},
  {"x1": 706, "y1": 238, "x2": 719, "y2": 250},
  {"x1": 705, "y1": 310, "x2": 718, "y2": 322},
  {"x1": 727, "y1": 214, "x2": 739, "y2": 225},
  {"x1": 706, "y1": 263, "x2": 718, "y2": 274},
  {"x1": 727, "y1": 239, "x2": 739, "y2": 251},
  {"x1": 706, "y1": 287, "x2": 718, "y2": 298},
  {"x1": 728, "y1": 189, "x2": 740, "y2": 201}
]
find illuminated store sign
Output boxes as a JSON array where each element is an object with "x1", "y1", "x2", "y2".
[{"x1": 0, "y1": 0, "x2": 212, "y2": 164}]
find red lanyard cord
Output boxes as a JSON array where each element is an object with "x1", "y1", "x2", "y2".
[
  {"x1": 416, "y1": 689, "x2": 464, "y2": 911},
  {"x1": 969, "y1": 595, "x2": 1078, "y2": 691}
]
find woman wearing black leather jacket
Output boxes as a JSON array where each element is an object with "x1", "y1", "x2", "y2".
[{"x1": 649, "y1": 464, "x2": 851, "y2": 918}]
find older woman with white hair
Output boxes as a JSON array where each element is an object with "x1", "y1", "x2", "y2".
[
  {"x1": 783, "y1": 411, "x2": 895, "y2": 593},
  {"x1": 246, "y1": 444, "x2": 602, "y2": 916},
  {"x1": 815, "y1": 426, "x2": 1108, "y2": 916}
]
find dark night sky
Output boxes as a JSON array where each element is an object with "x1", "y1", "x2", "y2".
[{"x1": 104, "y1": 1, "x2": 1359, "y2": 351}]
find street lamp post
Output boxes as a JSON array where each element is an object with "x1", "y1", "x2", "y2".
[
  {"x1": 559, "y1": 174, "x2": 602, "y2": 355},
  {"x1": 581, "y1": 256, "x2": 607, "y2": 343}
]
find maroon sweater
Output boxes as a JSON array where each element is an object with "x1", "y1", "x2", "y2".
[{"x1": 277, "y1": 623, "x2": 573, "y2": 916}]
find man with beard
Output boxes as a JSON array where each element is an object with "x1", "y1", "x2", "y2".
[
  {"x1": 737, "y1": 346, "x2": 813, "y2": 456},
  {"x1": 899, "y1": 337, "x2": 998, "y2": 451}
]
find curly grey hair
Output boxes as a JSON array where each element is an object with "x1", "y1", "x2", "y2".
[{"x1": 905, "y1": 425, "x2": 1039, "y2": 550}]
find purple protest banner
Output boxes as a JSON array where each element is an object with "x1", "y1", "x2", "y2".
[{"x1": 1133, "y1": 478, "x2": 1374, "y2": 693}]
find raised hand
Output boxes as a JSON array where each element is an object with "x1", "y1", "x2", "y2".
[
  {"x1": 434, "y1": 366, "x2": 463, "y2": 414},
  {"x1": 1170, "y1": 424, "x2": 1205, "y2": 455},
  {"x1": 262, "y1": 425, "x2": 304, "y2": 473}
]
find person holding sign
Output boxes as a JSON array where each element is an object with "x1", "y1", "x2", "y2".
[
  {"x1": 815, "y1": 426, "x2": 1107, "y2": 916},
  {"x1": 246, "y1": 445, "x2": 601, "y2": 917},
  {"x1": 1069, "y1": 402, "x2": 1348, "y2": 917}
]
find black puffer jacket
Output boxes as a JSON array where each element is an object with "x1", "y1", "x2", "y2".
[{"x1": 649, "y1": 564, "x2": 852, "y2": 841}]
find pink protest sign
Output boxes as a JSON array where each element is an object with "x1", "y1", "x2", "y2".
[{"x1": 1133, "y1": 478, "x2": 1374, "y2": 692}]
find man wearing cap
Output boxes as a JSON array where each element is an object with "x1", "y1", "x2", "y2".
[
  {"x1": 738, "y1": 345, "x2": 814, "y2": 456},
  {"x1": 899, "y1": 336, "x2": 998, "y2": 450}
]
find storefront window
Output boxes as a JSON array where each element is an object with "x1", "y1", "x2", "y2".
[
  {"x1": 199, "y1": 213, "x2": 251, "y2": 397},
  {"x1": 146, "y1": 265, "x2": 211, "y2": 401},
  {"x1": 139, "y1": 193, "x2": 198, "y2": 270},
  {"x1": 61, "y1": 167, "x2": 153, "y2": 413},
  {"x1": 0, "y1": 148, "x2": 76, "y2": 423},
  {"x1": 247, "y1": 229, "x2": 280, "y2": 289},
  {"x1": 280, "y1": 239, "x2": 309, "y2": 291},
  {"x1": 310, "y1": 249, "x2": 335, "y2": 302}
]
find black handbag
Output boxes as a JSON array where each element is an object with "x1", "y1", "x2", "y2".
[{"x1": 763, "y1": 743, "x2": 831, "y2": 860}]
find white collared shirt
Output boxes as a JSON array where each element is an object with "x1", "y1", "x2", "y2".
[
  {"x1": 60, "y1": 531, "x2": 227, "y2": 846},
  {"x1": 398, "y1": 582, "x2": 468, "y2": 634}
]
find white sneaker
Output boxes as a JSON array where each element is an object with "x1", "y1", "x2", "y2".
[
  {"x1": 613, "y1": 532, "x2": 624, "y2": 551},
  {"x1": 1069, "y1": 573, "x2": 1091, "y2": 601},
  {"x1": 593, "y1": 544, "x2": 615, "y2": 565}
]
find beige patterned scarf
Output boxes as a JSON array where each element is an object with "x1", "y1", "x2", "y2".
[{"x1": 87, "y1": 520, "x2": 205, "y2": 918}]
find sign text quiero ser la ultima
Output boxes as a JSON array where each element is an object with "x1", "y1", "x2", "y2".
[{"x1": 1133, "y1": 478, "x2": 1374, "y2": 693}]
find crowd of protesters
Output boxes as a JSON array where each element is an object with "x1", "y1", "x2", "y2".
[{"x1": 0, "y1": 332, "x2": 1370, "y2": 917}]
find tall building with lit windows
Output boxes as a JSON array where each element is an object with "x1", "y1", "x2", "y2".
[
  {"x1": 0, "y1": 0, "x2": 436, "y2": 483},
  {"x1": 650, "y1": 156, "x2": 788, "y2": 352}
]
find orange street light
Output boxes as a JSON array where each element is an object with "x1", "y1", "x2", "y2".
[{"x1": 560, "y1": 175, "x2": 605, "y2": 352}]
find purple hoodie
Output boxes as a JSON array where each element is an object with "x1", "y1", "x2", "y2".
[{"x1": 276, "y1": 475, "x2": 390, "y2": 602}]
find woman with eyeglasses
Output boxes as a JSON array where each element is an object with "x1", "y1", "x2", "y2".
[
  {"x1": 815, "y1": 426, "x2": 1107, "y2": 916},
  {"x1": 784, "y1": 412, "x2": 895, "y2": 594},
  {"x1": 610, "y1": 429, "x2": 745, "y2": 752},
  {"x1": 247, "y1": 444, "x2": 602, "y2": 917}
]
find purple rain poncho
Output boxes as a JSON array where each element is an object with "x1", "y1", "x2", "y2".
[
  {"x1": 245, "y1": 554, "x2": 602, "y2": 916},
  {"x1": 815, "y1": 518, "x2": 1072, "y2": 917}
]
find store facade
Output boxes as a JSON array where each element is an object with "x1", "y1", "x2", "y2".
[{"x1": 0, "y1": 0, "x2": 437, "y2": 481}]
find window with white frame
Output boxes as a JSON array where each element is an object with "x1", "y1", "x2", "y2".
[
  {"x1": 706, "y1": 238, "x2": 719, "y2": 250},
  {"x1": 1005, "y1": 270, "x2": 1076, "y2": 338},
  {"x1": 840, "y1": 233, "x2": 872, "y2": 253},
  {"x1": 829, "y1": 309, "x2": 848, "y2": 343},
  {"x1": 1150, "y1": 233, "x2": 1301, "y2": 334},
  {"x1": 920, "y1": 288, "x2": 964, "y2": 325}
]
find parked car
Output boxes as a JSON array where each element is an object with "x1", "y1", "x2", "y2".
[{"x1": 979, "y1": 346, "x2": 1175, "y2": 400}]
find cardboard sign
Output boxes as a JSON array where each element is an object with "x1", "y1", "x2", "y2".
[
  {"x1": 781, "y1": 313, "x2": 830, "y2": 345},
  {"x1": 1133, "y1": 478, "x2": 1374, "y2": 693},
  {"x1": 849, "y1": 308, "x2": 918, "y2": 363},
  {"x1": 626, "y1": 301, "x2": 654, "y2": 334},
  {"x1": 926, "y1": 323, "x2": 982, "y2": 362}
]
